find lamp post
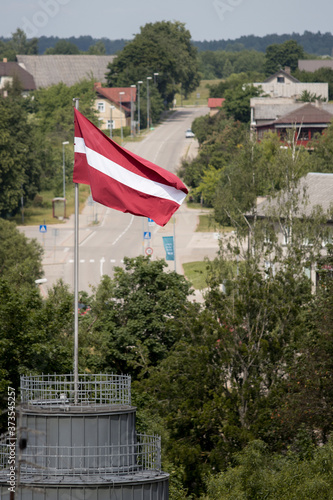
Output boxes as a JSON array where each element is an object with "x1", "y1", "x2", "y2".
[
  {"x1": 137, "y1": 80, "x2": 143, "y2": 134},
  {"x1": 147, "y1": 76, "x2": 152, "y2": 130},
  {"x1": 62, "y1": 141, "x2": 69, "y2": 200},
  {"x1": 130, "y1": 84, "x2": 136, "y2": 137},
  {"x1": 154, "y1": 72, "x2": 159, "y2": 84},
  {"x1": 119, "y1": 91, "x2": 125, "y2": 145},
  {"x1": 109, "y1": 105, "x2": 115, "y2": 139}
]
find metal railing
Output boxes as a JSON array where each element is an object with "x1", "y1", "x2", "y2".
[
  {"x1": 0, "y1": 434, "x2": 161, "y2": 479},
  {"x1": 20, "y1": 373, "x2": 131, "y2": 409}
]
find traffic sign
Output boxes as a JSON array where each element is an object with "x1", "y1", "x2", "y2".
[
  {"x1": 145, "y1": 246, "x2": 153, "y2": 256},
  {"x1": 39, "y1": 224, "x2": 47, "y2": 233},
  {"x1": 144, "y1": 231, "x2": 151, "y2": 239},
  {"x1": 148, "y1": 218, "x2": 155, "y2": 226}
]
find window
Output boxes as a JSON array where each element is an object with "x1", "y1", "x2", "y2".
[
  {"x1": 97, "y1": 101, "x2": 105, "y2": 112},
  {"x1": 277, "y1": 76, "x2": 285, "y2": 83},
  {"x1": 107, "y1": 120, "x2": 114, "y2": 130}
]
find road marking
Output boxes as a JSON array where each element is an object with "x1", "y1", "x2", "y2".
[
  {"x1": 80, "y1": 259, "x2": 85, "y2": 263},
  {"x1": 89, "y1": 259, "x2": 95, "y2": 263},
  {"x1": 64, "y1": 247, "x2": 69, "y2": 252},
  {"x1": 69, "y1": 259, "x2": 74, "y2": 263},
  {"x1": 111, "y1": 215, "x2": 134, "y2": 245},
  {"x1": 81, "y1": 230, "x2": 96, "y2": 245},
  {"x1": 110, "y1": 259, "x2": 116, "y2": 263},
  {"x1": 100, "y1": 257, "x2": 105, "y2": 276}
]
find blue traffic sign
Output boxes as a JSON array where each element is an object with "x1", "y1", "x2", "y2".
[
  {"x1": 144, "y1": 231, "x2": 151, "y2": 239},
  {"x1": 39, "y1": 224, "x2": 47, "y2": 233}
]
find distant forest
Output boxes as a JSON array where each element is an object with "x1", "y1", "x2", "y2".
[{"x1": 0, "y1": 30, "x2": 332, "y2": 56}]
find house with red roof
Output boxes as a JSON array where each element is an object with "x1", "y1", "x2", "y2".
[
  {"x1": 94, "y1": 82, "x2": 137, "y2": 133},
  {"x1": 208, "y1": 97, "x2": 225, "y2": 116}
]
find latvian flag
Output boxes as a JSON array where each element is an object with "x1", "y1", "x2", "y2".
[{"x1": 73, "y1": 108, "x2": 188, "y2": 227}]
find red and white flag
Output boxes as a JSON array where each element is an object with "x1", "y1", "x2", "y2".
[{"x1": 73, "y1": 108, "x2": 188, "y2": 227}]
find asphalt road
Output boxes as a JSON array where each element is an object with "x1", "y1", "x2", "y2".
[{"x1": 19, "y1": 106, "x2": 220, "y2": 298}]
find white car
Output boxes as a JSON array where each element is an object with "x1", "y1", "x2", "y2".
[{"x1": 185, "y1": 129, "x2": 195, "y2": 138}]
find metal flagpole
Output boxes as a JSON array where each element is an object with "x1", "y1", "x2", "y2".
[
  {"x1": 73, "y1": 98, "x2": 79, "y2": 404},
  {"x1": 173, "y1": 215, "x2": 176, "y2": 272}
]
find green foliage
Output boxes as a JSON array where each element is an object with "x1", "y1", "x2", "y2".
[
  {"x1": 264, "y1": 40, "x2": 305, "y2": 75},
  {"x1": 205, "y1": 438, "x2": 333, "y2": 499},
  {"x1": 105, "y1": 21, "x2": 200, "y2": 105},
  {"x1": 80, "y1": 256, "x2": 194, "y2": 378},
  {"x1": 0, "y1": 93, "x2": 43, "y2": 216},
  {"x1": 207, "y1": 72, "x2": 265, "y2": 99},
  {"x1": 0, "y1": 219, "x2": 43, "y2": 287},
  {"x1": 199, "y1": 50, "x2": 265, "y2": 80},
  {"x1": 223, "y1": 84, "x2": 262, "y2": 123},
  {"x1": 87, "y1": 40, "x2": 106, "y2": 55},
  {"x1": 45, "y1": 39, "x2": 80, "y2": 54},
  {"x1": 0, "y1": 28, "x2": 38, "y2": 61}
]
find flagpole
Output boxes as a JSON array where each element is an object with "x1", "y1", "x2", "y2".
[
  {"x1": 73, "y1": 97, "x2": 79, "y2": 404},
  {"x1": 173, "y1": 215, "x2": 176, "y2": 272}
]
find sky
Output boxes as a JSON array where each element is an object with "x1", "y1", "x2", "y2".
[{"x1": 1, "y1": 0, "x2": 333, "y2": 42}]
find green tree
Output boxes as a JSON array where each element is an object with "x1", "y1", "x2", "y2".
[
  {"x1": 264, "y1": 39, "x2": 305, "y2": 75},
  {"x1": 105, "y1": 21, "x2": 200, "y2": 106},
  {"x1": 87, "y1": 40, "x2": 106, "y2": 55},
  {"x1": 45, "y1": 39, "x2": 80, "y2": 54},
  {"x1": 0, "y1": 219, "x2": 43, "y2": 287},
  {"x1": 80, "y1": 256, "x2": 194, "y2": 378},
  {"x1": 0, "y1": 93, "x2": 43, "y2": 216},
  {"x1": 205, "y1": 438, "x2": 333, "y2": 499},
  {"x1": 0, "y1": 28, "x2": 38, "y2": 61},
  {"x1": 223, "y1": 84, "x2": 262, "y2": 123}
]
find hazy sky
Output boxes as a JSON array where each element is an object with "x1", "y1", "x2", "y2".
[{"x1": 2, "y1": 0, "x2": 333, "y2": 42}]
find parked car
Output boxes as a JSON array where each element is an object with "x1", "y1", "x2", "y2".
[{"x1": 185, "y1": 129, "x2": 195, "y2": 138}]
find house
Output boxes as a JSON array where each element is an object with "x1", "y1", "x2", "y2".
[
  {"x1": 16, "y1": 54, "x2": 116, "y2": 88},
  {"x1": 246, "y1": 172, "x2": 333, "y2": 287},
  {"x1": 253, "y1": 101, "x2": 333, "y2": 147},
  {"x1": 94, "y1": 82, "x2": 137, "y2": 131},
  {"x1": 208, "y1": 97, "x2": 225, "y2": 116},
  {"x1": 0, "y1": 59, "x2": 36, "y2": 95},
  {"x1": 252, "y1": 68, "x2": 328, "y2": 100}
]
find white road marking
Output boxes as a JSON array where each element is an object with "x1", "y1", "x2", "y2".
[
  {"x1": 100, "y1": 257, "x2": 105, "y2": 276},
  {"x1": 111, "y1": 215, "x2": 134, "y2": 245}
]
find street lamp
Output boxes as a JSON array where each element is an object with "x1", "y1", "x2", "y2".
[
  {"x1": 62, "y1": 141, "x2": 69, "y2": 201},
  {"x1": 154, "y1": 72, "x2": 159, "y2": 84},
  {"x1": 119, "y1": 91, "x2": 125, "y2": 145},
  {"x1": 130, "y1": 84, "x2": 136, "y2": 137},
  {"x1": 109, "y1": 105, "x2": 115, "y2": 139},
  {"x1": 147, "y1": 76, "x2": 152, "y2": 130},
  {"x1": 137, "y1": 80, "x2": 143, "y2": 134}
]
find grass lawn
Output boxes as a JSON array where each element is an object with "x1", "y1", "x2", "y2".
[
  {"x1": 11, "y1": 185, "x2": 91, "y2": 226},
  {"x1": 183, "y1": 261, "x2": 209, "y2": 290},
  {"x1": 174, "y1": 79, "x2": 223, "y2": 107}
]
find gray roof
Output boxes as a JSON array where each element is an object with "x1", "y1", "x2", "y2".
[
  {"x1": 0, "y1": 61, "x2": 36, "y2": 90},
  {"x1": 255, "y1": 173, "x2": 333, "y2": 220},
  {"x1": 16, "y1": 55, "x2": 117, "y2": 88},
  {"x1": 298, "y1": 59, "x2": 333, "y2": 72},
  {"x1": 263, "y1": 69, "x2": 300, "y2": 84}
]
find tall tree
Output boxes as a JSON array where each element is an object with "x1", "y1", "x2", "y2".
[
  {"x1": 105, "y1": 21, "x2": 200, "y2": 105},
  {"x1": 0, "y1": 93, "x2": 42, "y2": 216},
  {"x1": 264, "y1": 39, "x2": 305, "y2": 75},
  {"x1": 80, "y1": 256, "x2": 195, "y2": 378}
]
